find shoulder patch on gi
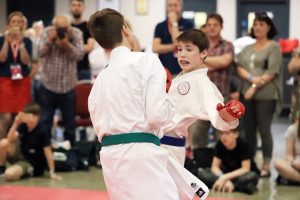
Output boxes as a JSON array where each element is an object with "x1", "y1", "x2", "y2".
[{"x1": 177, "y1": 81, "x2": 190, "y2": 95}]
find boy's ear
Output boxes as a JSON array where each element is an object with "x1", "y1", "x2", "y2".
[
  {"x1": 200, "y1": 49, "x2": 208, "y2": 59},
  {"x1": 122, "y1": 24, "x2": 131, "y2": 37}
]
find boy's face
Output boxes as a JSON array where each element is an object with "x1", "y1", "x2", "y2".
[
  {"x1": 219, "y1": 130, "x2": 238, "y2": 149},
  {"x1": 177, "y1": 41, "x2": 207, "y2": 73}
]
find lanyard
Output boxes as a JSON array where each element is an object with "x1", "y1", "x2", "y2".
[{"x1": 10, "y1": 43, "x2": 20, "y2": 63}]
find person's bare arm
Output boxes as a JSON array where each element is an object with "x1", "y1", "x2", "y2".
[
  {"x1": 19, "y1": 42, "x2": 31, "y2": 65},
  {"x1": 29, "y1": 61, "x2": 40, "y2": 79},
  {"x1": 0, "y1": 36, "x2": 9, "y2": 62},
  {"x1": 288, "y1": 56, "x2": 300, "y2": 75},
  {"x1": 211, "y1": 156, "x2": 223, "y2": 176},
  {"x1": 84, "y1": 37, "x2": 95, "y2": 53},
  {"x1": 205, "y1": 53, "x2": 233, "y2": 70},
  {"x1": 286, "y1": 137, "x2": 294, "y2": 162},
  {"x1": 43, "y1": 146, "x2": 62, "y2": 180},
  {"x1": 6, "y1": 113, "x2": 24, "y2": 142},
  {"x1": 222, "y1": 160, "x2": 251, "y2": 181},
  {"x1": 152, "y1": 38, "x2": 176, "y2": 54}
]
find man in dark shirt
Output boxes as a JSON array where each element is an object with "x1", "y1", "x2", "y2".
[
  {"x1": 69, "y1": 0, "x2": 95, "y2": 80},
  {"x1": 197, "y1": 129, "x2": 259, "y2": 195},
  {"x1": 152, "y1": 0, "x2": 194, "y2": 75},
  {"x1": 0, "y1": 103, "x2": 61, "y2": 181}
]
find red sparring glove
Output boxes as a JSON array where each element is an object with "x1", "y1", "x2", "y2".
[{"x1": 216, "y1": 100, "x2": 245, "y2": 119}]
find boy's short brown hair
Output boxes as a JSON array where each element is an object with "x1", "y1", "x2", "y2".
[
  {"x1": 87, "y1": 8, "x2": 125, "y2": 50},
  {"x1": 23, "y1": 102, "x2": 41, "y2": 116},
  {"x1": 176, "y1": 29, "x2": 209, "y2": 52}
]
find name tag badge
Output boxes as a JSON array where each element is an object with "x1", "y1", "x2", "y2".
[{"x1": 10, "y1": 64, "x2": 23, "y2": 80}]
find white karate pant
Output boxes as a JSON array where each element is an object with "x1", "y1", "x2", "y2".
[
  {"x1": 164, "y1": 145, "x2": 209, "y2": 200},
  {"x1": 100, "y1": 143, "x2": 179, "y2": 200}
]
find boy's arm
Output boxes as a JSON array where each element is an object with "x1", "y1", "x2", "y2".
[
  {"x1": 7, "y1": 112, "x2": 24, "y2": 142},
  {"x1": 211, "y1": 157, "x2": 223, "y2": 176},
  {"x1": 221, "y1": 159, "x2": 251, "y2": 181},
  {"x1": 43, "y1": 146, "x2": 62, "y2": 180},
  {"x1": 144, "y1": 56, "x2": 175, "y2": 128}
]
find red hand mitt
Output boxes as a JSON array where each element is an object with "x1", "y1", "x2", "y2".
[{"x1": 225, "y1": 100, "x2": 245, "y2": 118}]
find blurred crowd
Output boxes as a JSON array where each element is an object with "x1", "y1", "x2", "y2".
[{"x1": 0, "y1": 0, "x2": 299, "y2": 195}]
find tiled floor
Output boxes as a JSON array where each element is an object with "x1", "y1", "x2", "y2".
[{"x1": 1, "y1": 117, "x2": 299, "y2": 200}]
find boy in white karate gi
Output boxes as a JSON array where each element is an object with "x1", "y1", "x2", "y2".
[
  {"x1": 161, "y1": 29, "x2": 245, "y2": 199},
  {"x1": 87, "y1": 9, "x2": 179, "y2": 200}
]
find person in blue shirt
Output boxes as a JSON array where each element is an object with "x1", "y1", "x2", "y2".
[{"x1": 152, "y1": 0, "x2": 194, "y2": 75}]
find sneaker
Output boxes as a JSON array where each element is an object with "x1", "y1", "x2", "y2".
[{"x1": 276, "y1": 175, "x2": 288, "y2": 185}]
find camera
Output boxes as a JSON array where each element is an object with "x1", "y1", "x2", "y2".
[{"x1": 56, "y1": 27, "x2": 67, "y2": 40}]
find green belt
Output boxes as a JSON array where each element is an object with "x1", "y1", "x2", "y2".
[{"x1": 102, "y1": 132, "x2": 160, "y2": 147}]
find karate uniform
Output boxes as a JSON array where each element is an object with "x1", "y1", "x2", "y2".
[
  {"x1": 88, "y1": 46, "x2": 179, "y2": 200},
  {"x1": 162, "y1": 68, "x2": 239, "y2": 164},
  {"x1": 160, "y1": 68, "x2": 239, "y2": 200}
]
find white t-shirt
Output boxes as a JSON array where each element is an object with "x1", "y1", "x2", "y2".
[
  {"x1": 161, "y1": 68, "x2": 238, "y2": 138},
  {"x1": 285, "y1": 123, "x2": 300, "y2": 160},
  {"x1": 88, "y1": 46, "x2": 175, "y2": 141}
]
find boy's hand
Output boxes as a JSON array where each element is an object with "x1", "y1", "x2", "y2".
[
  {"x1": 222, "y1": 180, "x2": 234, "y2": 193},
  {"x1": 212, "y1": 176, "x2": 226, "y2": 192},
  {"x1": 14, "y1": 112, "x2": 25, "y2": 124},
  {"x1": 217, "y1": 100, "x2": 245, "y2": 119},
  {"x1": 50, "y1": 171, "x2": 63, "y2": 181}
]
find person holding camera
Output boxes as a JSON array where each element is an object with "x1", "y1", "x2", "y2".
[
  {"x1": 37, "y1": 15, "x2": 84, "y2": 146},
  {"x1": 0, "y1": 11, "x2": 32, "y2": 140}
]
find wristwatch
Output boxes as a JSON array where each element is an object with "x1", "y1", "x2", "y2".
[
  {"x1": 251, "y1": 83, "x2": 257, "y2": 88},
  {"x1": 172, "y1": 22, "x2": 178, "y2": 27}
]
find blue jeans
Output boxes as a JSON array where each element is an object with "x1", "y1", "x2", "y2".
[{"x1": 39, "y1": 84, "x2": 76, "y2": 145}]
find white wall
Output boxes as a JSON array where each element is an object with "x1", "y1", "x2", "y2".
[
  {"x1": 0, "y1": 0, "x2": 7, "y2": 33},
  {"x1": 290, "y1": 0, "x2": 300, "y2": 39},
  {"x1": 120, "y1": 0, "x2": 166, "y2": 50},
  {"x1": 217, "y1": 0, "x2": 236, "y2": 41}
]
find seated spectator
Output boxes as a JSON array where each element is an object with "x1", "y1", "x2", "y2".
[
  {"x1": 0, "y1": 103, "x2": 62, "y2": 181},
  {"x1": 275, "y1": 122, "x2": 300, "y2": 185},
  {"x1": 288, "y1": 46, "x2": 300, "y2": 122},
  {"x1": 197, "y1": 129, "x2": 259, "y2": 194}
]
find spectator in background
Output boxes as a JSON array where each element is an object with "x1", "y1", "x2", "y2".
[
  {"x1": 88, "y1": 43, "x2": 109, "y2": 80},
  {"x1": 197, "y1": 129, "x2": 259, "y2": 194},
  {"x1": 236, "y1": 12, "x2": 282, "y2": 177},
  {"x1": 69, "y1": 0, "x2": 95, "y2": 80},
  {"x1": 273, "y1": 45, "x2": 300, "y2": 185},
  {"x1": 37, "y1": 15, "x2": 84, "y2": 146},
  {"x1": 0, "y1": 103, "x2": 62, "y2": 181},
  {"x1": 24, "y1": 21, "x2": 44, "y2": 103},
  {"x1": 288, "y1": 46, "x2": 300, "y2": 122},
  {"x1": 189, "y1": 13, "x2": 234, "y2": 153},
  {"x1": 152, "y1": 0, "x2": 194, "y2": 75},
  {"x1": 275, "y1": 122, "x2": 300, "y2": 185},
  {"x1": 0, "y1": 11, "x2": 32, "y2": 139}
]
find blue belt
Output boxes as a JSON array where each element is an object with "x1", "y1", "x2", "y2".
[{"x1": 160, "y1": 135, "x2": 186, "y2": 147}]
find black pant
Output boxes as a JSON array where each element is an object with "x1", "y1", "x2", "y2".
[
  {"x1": 242, "y1": 99, "x2": 276, "y2": 159},
  {"x1": 197, "y1": 168, "x2": 259, "y2": 194},
  {"x1": 39, "y1": 84, "x2": 76, "y2": 145}
]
